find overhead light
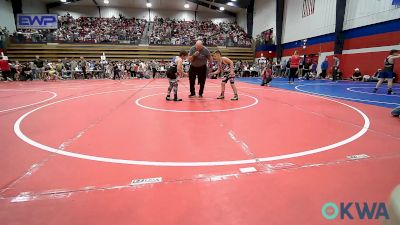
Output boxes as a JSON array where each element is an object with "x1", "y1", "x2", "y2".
[
  {"x1": 104, "y1": 0, "x2": 109, "y2": 4},
  {"x1": 227, "y1": 2, "x2": 234, "y2": 6},
  {"x1": 184, "y1": 3, "x2": 189, "y2": 8},
  {"x1": 60, "y1": 0, "x2": 67, "y2": 2},
  {"x1": 146, "y1": 2, "x2": 152, "y2": 7},
  {"x1": 219, "y1": 6, "x2": 225, "y2": 11},
  {"x1": 231, "y1": 0, "x2": 236, "y2": 1}
]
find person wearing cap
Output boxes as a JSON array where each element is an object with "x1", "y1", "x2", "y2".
[{"x1": 351, "y1": 68, "x2": 362, "y2": 81}]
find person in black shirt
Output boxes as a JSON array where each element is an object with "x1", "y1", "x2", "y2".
[
  {"x1": 33, "y1": 55, "x2": 44, "y2": 80},
  {"x1": 351, "y1": 68, "x2": 362, "y2": 81},
  {"x1": 112, "y1": 63, "x2": 120, "y2": 80},
  {"x1": 20, "y1": 63, "x2": 33, "y2": 81},
  {"x1": 303, "y1": 59, "x2": 312, "y2": 80},
  {"x1": 373, "y1": 50, "x2": 400, "y2": 94}
]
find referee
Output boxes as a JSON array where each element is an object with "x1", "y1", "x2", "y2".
[{"x1": 187, "y1": 40, "x2": 213, "y2": 97}]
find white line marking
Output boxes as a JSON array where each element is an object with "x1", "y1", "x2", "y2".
[
  {"x1": 228, "y1": 130, "x2": 255, "y2": 158},
  {"x1": 13, "y1": 86, "x2": 370, "y2": 166},
  {"x1": 295, "y1": 83, "x2": 400, "y2": 106},
  {"x1": 347, "y1": 154, "x2": 370, "y2": 160},
  {"x1": 10, "y1": 191, "x2": 72, "y2": 203},
  {"x1": 135, "y1": 92, "x2": 259, "y2": 113},
  {"x1": 347, "y1": 87, "x2": 400, "y2": 97},
  {"x1": 131, "y1": 177, "x2": 162, "y2": 186},
  {"x1": 0, "y1": 89, "x2": 57, "y2": 113},
  {"x1": 209, "y1": 174, "x2": 239, "y2": 181},
  {"x1": 239, "y1": 167, "x2": 257, "y2": 173}
]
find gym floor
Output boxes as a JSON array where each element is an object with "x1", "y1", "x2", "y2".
[{"x1": 0, "y1": 78, "x2": 399, "y2": 225}]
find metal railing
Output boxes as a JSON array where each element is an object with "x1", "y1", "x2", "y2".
[{"x1": 9, "y1": 30, "x2": 251, "y2": 47}]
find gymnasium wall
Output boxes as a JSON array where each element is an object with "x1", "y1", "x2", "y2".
[
  {"x1": 344, "y1": 0, "x2": 400, "y2": 30},
  {"x1": 254, "y1": 0, "x2": 400, "y2": 78},
  {"x1": 341, "y1": 19, "x2": 400, "y2": 78},
  {"x1": 49, "y1": 5, "x2": 235, "y2": 22},
  {"x1": 282, "y1": 0, "x2": 336, "y2": 44},
  {"x1": 276, "y1": 0, "x2": 337, "y2": 73},
  {"x1": 22, "y1": 0, "x2": 47, "y2": 14},
  {"x1": 0, "y1": 0, "x2": 16, "y2": 33},
  {"x1": 237, "y1": 9, "x2": 247, "y2": 33},
  {"x1": 339, "y1": 0, "x2": 400, "y2": 78},
  {"x1": 253, "y1": 0, "x2": 276, "y2": 37}
]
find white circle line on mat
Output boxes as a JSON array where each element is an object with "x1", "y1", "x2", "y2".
[
  {"x1": 347, "y1": 87, "x2": 400, "y2": 97},
  {"x1": 14, "y1": 86, "x2": 370, "y2": 166},
  {"x1": 295, "y1": 83, "x2": 400, "y2": 106},
  {"x1": 0, "y1": 89, "x2": 57, "y2": 113},
  {"x1": 135, "y1": 92, "x2": 259, "y2": 113}
]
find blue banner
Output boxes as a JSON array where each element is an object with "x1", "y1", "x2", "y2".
[
  {"x1": 393, "y1": 0, "x2": 400, "y2": 5},
  {"x1": 17, "y1": 14, "x2": 58, "y2": 29}
]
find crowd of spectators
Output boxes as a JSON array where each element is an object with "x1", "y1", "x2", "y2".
[
  {"x1": 10, "y1": 14, "x2": 251, "y2": 47},
  {"x1": 12, "y1": 13, "x2": 146, "y2": 44},
  {"x1": 255, "y1": 29, "x2": 274, "y2": 46},
  {"x1": 149, "y1": 17, "x2": 251, "y2": 47},
  {"x1": 0, "y1": 26, "x2": 9, "y2": 48},
  {"x1": 0, "y1": 55, "x2": 260, "y2": 81},
  {"x1": 0, "y1": 27, "x2": 9, "y2": 37}
]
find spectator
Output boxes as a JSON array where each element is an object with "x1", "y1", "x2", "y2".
[
  {"x1": 19, "y1": 63, "x2": 33, "y2": 81},
  {"x1": 303, "y1": 59, "x2": 311, "y2": 80},
  {"x1": 311, "y1": 61, "x2": 317, "y2": 78},
  {"x1": 33, "y1": 55, "x2": 44, "y2": 79},
  {"x1": 363, "y1": 69, "x2": 380, "y2": 82},
  {"x1": 320, "y1": 57, "x2": 328, "y2": 79},
  {"x1": 351, "y1": 68, "x2": 362, "y2": 81},
  {"x1": 332, "y1": 55, "x2": 340, "y2": 81},
  {"x1": 289, "y1": 51, "x2": 300, "y2": 84},
  {"x1": 0, "y1": 56, "x2": 12, "y2": 81}
]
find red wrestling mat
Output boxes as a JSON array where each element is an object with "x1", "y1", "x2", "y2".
[{"x1": 0, "y1": 79, "x2": 399, "y2": 225}]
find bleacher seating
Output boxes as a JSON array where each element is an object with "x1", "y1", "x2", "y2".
[{"x1": 5, "y1": 43, "x2": 254, "y2": 62}]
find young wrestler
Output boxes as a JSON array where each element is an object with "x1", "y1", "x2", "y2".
[
  {"x1": 166, "y1": 50, "x2": 188, "y2": 101},
  {"x1": 209, "y1": 50, "x2": 238, "y2": 100},
  {"x1": 373, "y1": 50, "x2": 400, "y2": 95}
]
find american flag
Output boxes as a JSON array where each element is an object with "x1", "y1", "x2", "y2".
[{"x1": 302, "y1": 0, "x2": 316, "y2": 17}]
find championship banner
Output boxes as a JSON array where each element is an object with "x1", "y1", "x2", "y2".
[{"x1": 17, "y1": 14, "x2": 58, "y2": 29}]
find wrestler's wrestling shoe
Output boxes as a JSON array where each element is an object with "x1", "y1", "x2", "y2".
[
  {"x1": 166, "y1": 95, "x2": 172, "y2": 101},
  {"x1": 174, "y1": 94, "x2": 182, "y2": 101},
  {"x1": 217, "y1": 95, "x2": 225, "y2": 99},
  {"x1": 231, "y1": 95, "x2": 239, "y2": 101}
]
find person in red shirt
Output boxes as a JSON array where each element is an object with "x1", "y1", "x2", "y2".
[
  {"x1": 0, "y1": 58, "x2": 13, "y2": 81},
  {"x1": 261, "y1": 64, "x2": 272, "y2": 86},
  {"x1": 289, "y1": 51, "x2": 300, "y2": 84}
]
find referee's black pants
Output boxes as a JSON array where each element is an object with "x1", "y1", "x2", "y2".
[{"x1": 189, "y1": 65, "x2": 207, "y2": 96}]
